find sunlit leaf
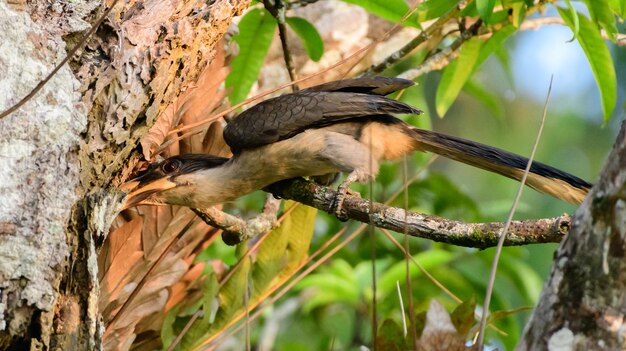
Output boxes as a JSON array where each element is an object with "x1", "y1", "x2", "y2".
[
  {"x1": 476, "y1": 25, "x2": 516, "y2": 66},
  {"x1": 225, "y1": 8, "x2": 276, "y2": 105},
  {"x1": 341, "y1": 0, "x2": 420, "y2": 26},
  {"x1": 417, "y1": 0, "x2": 460, "y2": 22},
  {"x1": 608, "y1": 0, "x2": 626, "y2": 18},
  {"x1": 558, "y1": 7, "x2": 617, "y2": 122},
  {"x1": 436, "y1": 37, "x2": 482, "y2": 116},
  {"x1": 182, "y1": 203, "x2": 316, "y2": 349},
  {"x1": 286, "y1": 17, "x2": 324, "y2": 61},
  {"x1": 297, "y1": 273, "x2": 359, "y2": 311},
  {"x1": 563, "y1": 0, "x2": 580, "y2": 42},
  {"x1": 582, "y1": 0, "x2": 618, "y2": 40},
  {"x1": 508, "y1": 2, "x2": 526, "y2": 28},
  {"x1": 476, "y1": 0, "x2": 496, "y2": 23},
  {"x1": 378, "y1": 250, "x2": 455, "y2": 295}
]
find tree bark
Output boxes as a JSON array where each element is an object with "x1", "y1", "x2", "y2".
[
  {"x1": 0, "y1": 0, "x2": 248, "y2": 349},
  {"x1": 519, "y1": 122, "x2": 626, "y2": 350}
]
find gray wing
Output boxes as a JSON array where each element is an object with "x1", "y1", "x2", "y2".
[{"x1": 224, "y1": 77, "x2": 421, "y2": 153}]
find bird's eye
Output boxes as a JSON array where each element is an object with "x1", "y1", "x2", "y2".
[{"x1": 161, "y1": 159, "x2": 181, "y2": 174}]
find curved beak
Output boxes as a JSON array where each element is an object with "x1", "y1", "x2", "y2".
[{"x1": 119, "y1": 176, "x2": 177, "y2": 210}]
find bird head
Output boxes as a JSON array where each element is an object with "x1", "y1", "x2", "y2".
[{"x1": 120, "y1": 154, "x2": 230, "y2": 210}]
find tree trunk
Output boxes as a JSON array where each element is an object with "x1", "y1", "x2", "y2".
[
  {"x1": 519, "y1": 122, "x2": 626, "y2": 350},
  {"x1": 0, "y1": 0, "x2": 248, "y2": 349}
]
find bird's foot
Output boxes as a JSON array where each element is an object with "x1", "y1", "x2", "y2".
[{"x1": 332, "y1": 173, "x2": 360, "y2": 221}]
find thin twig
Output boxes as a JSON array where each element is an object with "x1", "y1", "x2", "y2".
[
  {"x1": 396, "y1": 281, "x2": 408, "y2": 336},
  {"x1": 398, "y1": 19, "x2": 483, "y2": 80},
  {"x1": 0, "y1": 0, "x2": 120, "y2": 119},
  {"x1": 360, "y1": 5, "x2": 460, "y2": 76},
  {"x1": 263, "y1": 0, "x2": 299, "y2": 90},
  {"x1": 368, "y1": 125, "x2": 378, "y2": 348},
  {"x1": 476, "y1": 76, "x2": 554, "y2": 349},
  {"x1": 402, "y1": 156, "x2": 418, "y2": 348}
]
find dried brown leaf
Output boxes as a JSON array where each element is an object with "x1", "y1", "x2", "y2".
[
  {"x1": 417, "y1": 300, "x2": 474, "y2": 351},
  {"x1": 140, "y1": 46, "x2": 230, "y2": 160},
  {"x1": 104, "y1": 40, "x2": 232, "y2": 350}
]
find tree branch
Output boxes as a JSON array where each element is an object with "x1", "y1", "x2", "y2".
[
  {"x1": 192, "y1": 195, "x2": 280, "y2": 245},
  {"x1": 266, "y1": 178, "x2": 570, "y2": 248}
]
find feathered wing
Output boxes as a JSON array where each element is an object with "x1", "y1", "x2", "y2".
[{"x1": 223, "y1": 77, "x2": 421, "y2": 153}]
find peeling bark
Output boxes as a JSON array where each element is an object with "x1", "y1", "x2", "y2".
[
  {"x1": 519, "y1": 122, "x2": 626, "y2": 350},
  {"x1": 0, "y1": 0, "x2": 248, "y2": 349}
]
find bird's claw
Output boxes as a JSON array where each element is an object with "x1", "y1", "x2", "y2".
[{"x1": 332, "y1": 181, "x2": 354, "y2": 221}]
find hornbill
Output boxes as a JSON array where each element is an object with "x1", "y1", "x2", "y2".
[{"x1": 121, "y1": 77, "x2": 591, "y2": 213}]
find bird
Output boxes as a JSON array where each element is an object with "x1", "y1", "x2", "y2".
[{"x1": 121, "y1": 77, "x2": 592, "y2": 214}]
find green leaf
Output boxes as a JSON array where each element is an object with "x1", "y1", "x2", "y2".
[
  {"x1": 378, "y1": 249, "x2": 455, "y2": 295},
  {"x1": 435, "y1": 37, "x2": 483, "y2": 116},
  {"x1": 225, "y1": 8, "x2": 277, "y2": 105},
  {"x1": 161, "y1": 305, "x2": 181, "y2": 349},
  {"x1": 558, "y1": 7, "x2": 617, "y2": 122},
  {"x1": 182, "y1": 203, "x2": 316, "y2": 349},
  {"x1": 476, "y1": 25, "x2": 516, "y2": 66},
  {"x1": 459, "y1": 1, "x2": 478, "y2": 17},
  {"x1": 406, "y1": 173, "x2": 481, "y2": 221},
  {"x1": 375, "y1": 319, "x2": 408, "y2": 351},
  {"x1": 508, "y1": 2, "x2": 526, "y2": 28},
  {"x1": 608, "y1": 0, "x2": 626, "y2": 18},
  {"x1": 464, "y1": 79, "x2": 505, "y2": 119},
  {"x1": 252, "y1": 202, "x2": 317, "y2": 295},
  {"x1": 297, "y1": 274, "x2": 360, "y2": 311},
  {"x1": 499, "y1": 255, "x2": 544, "y2": 302},
  {"x1": 286, "y1": 17, "x2": 324, "y2": 61},
  {"x1": 563, "y1": 0, "x2": 580, "y2": 42},
  {"x1": 476, "y1": 0, "x2": 496, "y2": 23},
  {"x1": 340, "y1": 0, "x2": 420, "y2": 27},
  {"x1": 494, "y1": 46, "x2": 513, "y2": 86},
  {"x1": 451, "y1": 297, "x2": 476, "y2": 336},
  {"x1": 582, "y1": 0, "x2": 618, "y2": 40},
  {"x1": 200, "y1": 273, "x2": 220, "y2": 323},
  {"x1": 416, "y1": 0, "x2": 460, "y2": 22}
]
